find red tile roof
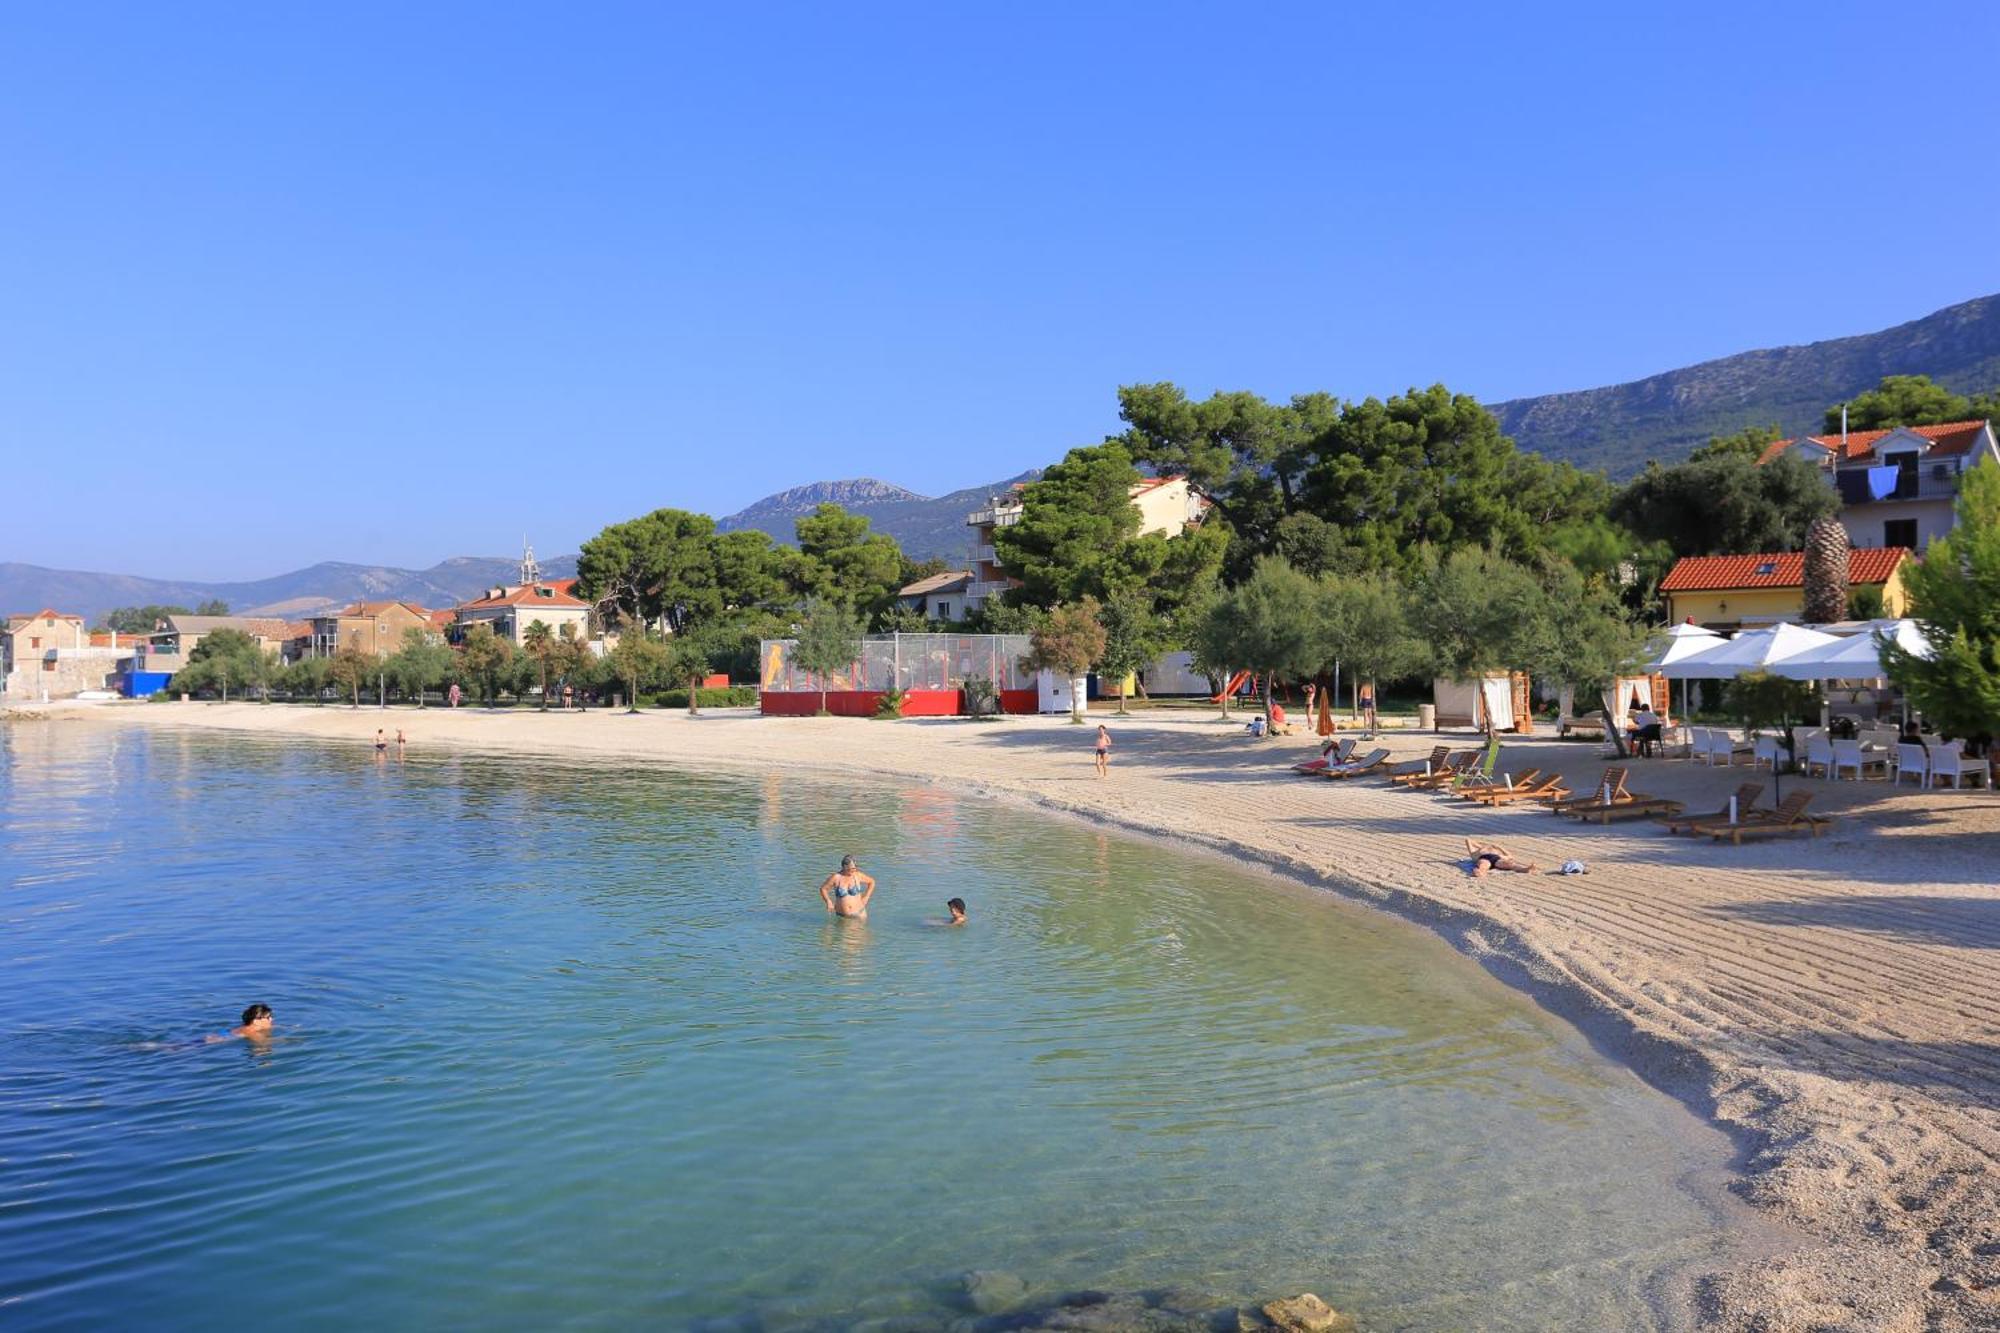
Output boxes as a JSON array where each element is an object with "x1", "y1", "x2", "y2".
[
  {"x1": 1756, "y1": 420, "x2": 1993, "y2": 465},
  {"x1": 459, "y1": 583, "x2": 588, "y2": 609},
  {"x1": 13, "y1": 609, "x2": 84, "y2": 624},
  {"x1": 1660, "y1": 547, "x2": 1911, "y2": 593}
]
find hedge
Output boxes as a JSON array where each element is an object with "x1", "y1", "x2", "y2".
[{"x1": 647, "y1": 685, "x2": 759, "y2": 709}]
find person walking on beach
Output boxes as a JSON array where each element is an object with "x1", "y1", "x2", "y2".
[
  {"x1": 1464, "y1": 837, "x2": 1539, "y2": 878},
  {"x1": 818, "y1": 855, "x2": 876, "y2": 919},
  {"x1": 1094, "y1": 724, "x2": 1111, "y2": 778},
  {"x1": 207, "y1": 1003, "x2": 275, "y2": 1044},
  {"x1": 448, "y1": 681, "x2": 462, "y2": 708}
]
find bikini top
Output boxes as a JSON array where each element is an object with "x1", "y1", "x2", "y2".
[{"x1": 831, "y1": 876, "x2": 866, "y2": 898}]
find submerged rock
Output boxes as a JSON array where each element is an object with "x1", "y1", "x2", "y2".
[
  {"x1": 1258, "y1": 1294, "x2": 1354, "y2": 1333},
  {"x1": 963, "y1": 1270, "x2": 1030, "y2": 1315}
]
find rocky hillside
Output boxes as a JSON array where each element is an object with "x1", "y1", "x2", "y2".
[
  {"x1": 718, "y1": 472, "x2": 1040, "y2": 564},
  {"x1": 0, "y1": 554, "x2": 578, "y2": 625},
  {"x1": 1492, "y1": 292, "x2": 2000, "y2": 476}
]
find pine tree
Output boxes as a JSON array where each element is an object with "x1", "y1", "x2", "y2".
[{"x1": 1801, "y1": 515, "x2": 1851, "y2": 625}]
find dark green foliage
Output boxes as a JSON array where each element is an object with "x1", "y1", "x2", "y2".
[
  {"x1": 1845, "y1": 584, "x2": 1886, "y2": 620},
  {"x1": 961, "y1": 676, "x2": 1001, "y2": 718},
  {"x1": 100, "y1": 604, "x2": 191, "y2": 634},
  {"x1": 1094, "y1": 589, "x2": 1168, "y2": 713},
  {"x1": 790, "y1": 597, "x2": 866, "y2": 714},
  {"x1": 649, "y1": 685, "x2": 757, "y2": 709},
  {"x1": 786, "y1": 504, "x2": 907, "y2": 620},
  {"x1": 1828, "y1": 374, "x2": 1982, "y2": 432},
  {"x1": 873, "y1": 686, "x2": 907, "y2": 719},
  {"x1": 1691, "y1": 425, "x2": 1783, "y2": 462},
  {"x1": 576, "y1": 508, "x2": 781, "y2": 636},
  {"x1": 193, "y1": 598, "x2": 230, "y2": 616},
  {"x1": 1724, "y1": 670, "x2": 1818, "y2": 795},
  {"x1": 166, "y1": 627, "x2": 270, "y2": 700},
  {"x1": 1613, "y1": 452, "x2": 1839, "y2": 558},
  {"x1": 1406, "y1": 548, "x2": 1544, "y2": 682},
  {"x1": 1882, "y1": 465, "x2": 2000, "y2": 746}
]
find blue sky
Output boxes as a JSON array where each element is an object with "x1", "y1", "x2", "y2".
[{"x1": 5, "y1": 4, "x2": 1998, "y2": 579}]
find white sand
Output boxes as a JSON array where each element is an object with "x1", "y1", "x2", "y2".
[{"x1": 35, "y1": 700, "x2": 2000, "y2": 1331}]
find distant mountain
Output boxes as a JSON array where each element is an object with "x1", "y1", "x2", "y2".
[
  {"x1": 718, "y1": 472, "x2": 1041, "y2": 564},
  {"x1": 1492, "y1": 292, "x2": 2000, "y2": 476},
  {"x1": 0, "y1": 554, "x2": 578, "y2": 625}
]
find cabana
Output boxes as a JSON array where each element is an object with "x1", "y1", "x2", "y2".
[{"x1": 1432, "y1": 672, "x2": 1533, "y2": 734}]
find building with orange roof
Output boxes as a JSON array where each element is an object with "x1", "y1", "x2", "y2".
[
  {"x1": 452, "y1": 582, "x2": 593, "y2": 646},
  {"x1": 1660, "y1": 547, "x2": 1913, "y2": 629},
  {"x1": 1758, "y1": 419, "x2": 1998, "y2": 553}
]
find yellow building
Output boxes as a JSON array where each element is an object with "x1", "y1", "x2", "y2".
[{"x1": 1660, "y1": 548, "x2": 1911, "y2": 629}]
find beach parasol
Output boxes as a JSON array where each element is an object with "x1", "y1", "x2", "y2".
[
  {"x1": 1315, "y1": 683, "x2": 1335, "y2": 736},
  {"x1": 1765, "y1": 619, "x2": 1930, "y2": 688},
  {"x1": 1656, "y1": 622, "x2": 1838, "y2": 679},
  {"x1": 1644, "y1": 620, "x2": 1723, "y2": 723}
]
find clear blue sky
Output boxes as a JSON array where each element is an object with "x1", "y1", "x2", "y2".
[{"x1": 5, "y1": 4, "x2": 1998, "y2": 580}]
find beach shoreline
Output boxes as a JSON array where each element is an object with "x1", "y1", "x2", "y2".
[{"x1": 31, "y1": 700, "x2": 2000, "y2": 1331}]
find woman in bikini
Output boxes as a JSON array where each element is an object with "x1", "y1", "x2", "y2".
[
  {"x1": 818, "y1": 855, "x2": 877, "y2": 918},
  {"x1": 1464, "y1": 837, "x2": 1539, "y2": 878}
]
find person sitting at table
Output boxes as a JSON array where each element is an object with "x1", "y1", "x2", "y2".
[{"x1": 1629, "y1": 705, "x2": 1663, "y2": 757}]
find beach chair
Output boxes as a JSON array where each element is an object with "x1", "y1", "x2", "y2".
[
  {"x1": 1316, "y1": 748, "x2": 1391, "y2": 780},
  {"x1": 1829, "y1": 739, "x2": 1885, "y2": 782},
  {"x1": 1383, "y1": 746, "x2": 1451, "y2": 784},
  {"x1": 1290, "y1": 738, "x2": 1356, "y2": 775},
  {"x1": 1929, "y1": 742, "x2": 1990, "y2": 790},
  {"x1": 1455, "y1": 768, "x2": 1538, "y2": 801},
  {"x1": 1569, "y1": 786, "x2": 1684, "y2": 824},
  {"x1": 1399, "y1": 751, "x2": 1482, "y2": 791},
  {"x1": 1687, "y1": 727, "x2": 1711, "y2": 764},
  {"x1": 1659, "y1": 782, "x2": 1764, "y2": 834},
  {"x1": 1712, "y1": 730, "x2": 1754, "y2": 766},
  {"x1": 1465, "y1": 772, "x2": 1569, "y2": 806},
  {"x1": 1689, "y1": 790, "x2": 1835, "y2": 843},
  {"x1": 1802, "y1": 735, "x2": 1834, "y2": 779},
  {"x1": 1543, "y1": 767, "x2": 1630, "y2": 814},
  {"x1": 1890, "y1": 743, "x2": 1930, "y2": 788}
]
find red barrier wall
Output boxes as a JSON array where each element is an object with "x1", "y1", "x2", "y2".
[{"x1": 760, "y1": 689, "x2": 1039, "y2": 717}]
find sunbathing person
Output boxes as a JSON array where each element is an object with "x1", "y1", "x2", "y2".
[{"x1": 1464, "y1": 837, "x2": 1539, "y2": 878}]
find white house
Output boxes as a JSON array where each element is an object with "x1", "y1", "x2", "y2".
[
  {"x1": 453, "y1": 579, "x2": 593, "y2": 645},
  {"x1": 1758, "y1": 419, "x2": 1998, "y2": 552},
  {"x1": 896, "y1": 571, "x2": 973, "y2": 623}
]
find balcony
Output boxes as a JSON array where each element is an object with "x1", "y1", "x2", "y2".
[
  {"x1": 966, "y1": 506, "x2": 1023, "y2": 529},
  {"x1": 1834, "y1": 467, "x2": 1960, "y2": 505},
  {"x1": 966, "y1": 579, "x2": 1015, "y2": 603}
]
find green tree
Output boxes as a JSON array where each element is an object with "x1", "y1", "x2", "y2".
[
  {"x1": 100, "y1": 604, "x2": 190, "y2": 635},
  {"x1": 993, "y1": 443, "x2": 1143, "y2": 606},
  {"x1": 1881, "y1": 464, "x2": 2000, "y2": 748},
  {"x1": 663, "y1": 639, "x2": 714, "y2": 716},
  {"x1": 522, "y1": 620, "x2": 558, "y2": 710},
  {"x1": 784, "y1": 504, "x2": 908, "y2": 621},
  {"x1": 193, "y1": 598, "x2": 230, "y2": 616},
  {"x1": 1828, "y1": 375, "x2": 1974, "y2": 432},
  {"x1": 1197, "y1": 558, "x2": 1325, "y2": 727},
  {"x1": 1320, "y1": 570, "x2": 1424, "y2": 723},
  {"x1": 282, "y1": 654, "x2": 331, "y2": 704},
  {"x1": 789, "y1": 597, "x2": 866, "y2": 716},
  {"x1": 1690, "y1": 424, "x2": 1783, "y2": 462},
  {"x1": 606, "y1": 630, "x2": 671, "y2": 712},
  {"x1": 327, "y1": 645, "x2": 379, "y2": 709},
  {"x1": 1407, "y1": 548, "x2": 1543, "y2": 684},
  {"x1": 1613, "y1": 452, "x2": 1838, "y2": 559},
  {"x1": 168, "y1": 627, "x2": 266, "y2": 701},
  {"x1": 384, "y1": 628, "x2": 453, "y2": 705},
  {"x1": 1514, "y1": 558, "x2": 1647, "y2": 720},
  {"x1": 458, "y1": 624, "x2": 515, "y2": 707},
  {"x1": 1094, "y1": 589, "x2": 1167, "y2": 715},
  {"x1": 1021, "y1": 599, "x2": 1107, "y2": 723},
  {"x1": 576, "y1": 509, "x2": 780, "y2": 636}
]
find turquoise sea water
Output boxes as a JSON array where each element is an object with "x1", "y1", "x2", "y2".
[{"x1": 1, "y1": 725, "x2": 1756, "y2": 1330}]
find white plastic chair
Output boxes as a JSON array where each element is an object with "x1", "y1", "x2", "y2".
[
  {"x1": 1930, "y1": 742, "x2": 1990, "y2": 790},
  {"x1": 1892, "y1": 744, "x2": 1930, "y2": 788},
  {"x1": 1686, "y1": 727, "x2": 1710, "y2": 764},
  {"x1": 1830, "y1": 739, "x2": 1876, "y2": 781},
  {"x1": 1717, "y1": 730, "x2": 1753, "y2": 766},
  {"x1": 1752, "y1": 734, "x2": 1783, "y2": 772},
  {"x1": 1803, "y1": 734, "x2": 1834, "y2": 778}
]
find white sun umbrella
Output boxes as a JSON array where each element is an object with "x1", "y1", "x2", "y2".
[
  {"x1": 1643, "y1": 621, "x2": 1724, "y2": 725},
  {"x1": 1657, "y1": 622, "x2": 1839, "y2": 679},
  {"x1": 1765, "y1": 620, "x2": 1932, "y2": 681}
]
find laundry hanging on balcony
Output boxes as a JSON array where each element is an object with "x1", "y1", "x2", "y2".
[{"x1": 1867, "y1": 465, "x2": 1901, "y2": 500}]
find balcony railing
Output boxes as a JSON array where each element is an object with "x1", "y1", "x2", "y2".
[{"x1": 1834, "y1": 468, "x2": 1961, "y2": 504}]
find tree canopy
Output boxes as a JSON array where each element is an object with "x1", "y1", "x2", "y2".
[
  {"x1": 576, "y1": 508, "x2": 780, "y2": 636},
  {"x1": 99, "y1": 604, "x2": 190, "y2": 634},
  {"x1": 784, "y1": 504, "x2": 908, "y2": 621},
  {"x1": 1828, "y1": 374, "x2": 1993, "y2": 433},
  {"x1": 1882, "y1": 464, "x2": 2000, "y2": 745},
  {"x1": 1613, "y1": 451, "x2": 1838, "y2": 558}
]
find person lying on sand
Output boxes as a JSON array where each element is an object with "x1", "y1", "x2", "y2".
[
  {"x1": 207, "y1": 1003, "x2": 275, "y2": 1044},
  {"x1": 1464, "y1": 838, "x2": 1539, "y2": 878}
]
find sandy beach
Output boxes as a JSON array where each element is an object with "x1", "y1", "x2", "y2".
[{"x1": 30, "y1": 699, "x2": 2000, "y2": 1331}]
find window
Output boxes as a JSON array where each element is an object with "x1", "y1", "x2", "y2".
[
  {"x1": 935, "y1": 601, "x2": 951, "y2": 620},
  {"x1": 1884, "y1": 519, "x2": 1918, "y2": 549},
  {"x1": 1752, "y1": 561, "x2": 1777, "y2": 576},
  {"x1": 30, "y1": 636, "x2": 40, "y2": 649}
]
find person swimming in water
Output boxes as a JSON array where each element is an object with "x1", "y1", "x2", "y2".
[
  {"x1": 207, "y1": 1003, "x2": 275, "y2": 1044},
  {"x1": 945, "y1": 897, "x2": 966, "y2": 925},
  {"x1": 818, "y1": 855, "x2": 876, "y2": 918}
]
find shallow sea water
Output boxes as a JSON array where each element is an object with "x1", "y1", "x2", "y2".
[{"x1": 0, "y1": 725, "x2": 1760, "y2": 1330}]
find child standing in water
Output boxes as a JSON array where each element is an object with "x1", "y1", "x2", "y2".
[{"x1": 1094, "y1": 724, "x2": 1111, "y2": 778}]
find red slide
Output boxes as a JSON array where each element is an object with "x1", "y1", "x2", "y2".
[{"x1": 1213, "y1": 670, "x2": 1254, "y2": 703}]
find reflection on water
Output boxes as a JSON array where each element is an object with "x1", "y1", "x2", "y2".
[{"x1": 0, "y1": 725, "x2": 1754, "y2": 1331}]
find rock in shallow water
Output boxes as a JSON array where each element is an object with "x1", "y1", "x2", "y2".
[
  {"x1": 963, "y1": 1270, "x2": 1030, "y2": 1315},
  {"x1": 1259, "y1": 1293, "x2": 1353, "y2": 1333}
]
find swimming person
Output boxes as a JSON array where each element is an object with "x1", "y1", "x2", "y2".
[
  {"x1": 207, "y1": 1003, "x2": 275, "y2": 1044},
  {"x1": 946, "y1": 897, "x2": 967, "y2": 925},
  {"x1": 818, "y1": 855, "x2": 876, "y2": 918},
  {"x1": 1464, "y1": 837, "x2": 1539, "y2": 878},
  {"x1": 1094, "y1": 724, "x2": 1111, "y2": 778}
]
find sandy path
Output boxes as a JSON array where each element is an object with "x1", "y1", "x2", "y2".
[{"x1": 35, "y1": 701, "x2": 2000, "y2": 1331}]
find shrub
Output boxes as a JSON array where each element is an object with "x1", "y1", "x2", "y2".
[
  {"x1": 962, "y1": 675, "x2": 1001, "y2": 718},
  {"x1": 873, "y1": 687, "x2": 907, "y2": 719},
  {"x1": 648, "y1": 685, "x2": 758, "y2": 709}
]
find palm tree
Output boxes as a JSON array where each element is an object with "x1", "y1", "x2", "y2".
[{"x1": 522, "y1": 620, "x2": 556, "y2": 711}]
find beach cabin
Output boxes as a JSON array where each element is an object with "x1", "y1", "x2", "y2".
[
  {"x1": 759, "y1": 632, "x2": 1038, "y2": 716},
  {"x1": 1432, "y1": 672, "x2": 1533, "y2": 734}
]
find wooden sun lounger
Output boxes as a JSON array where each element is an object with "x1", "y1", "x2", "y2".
[
  {"x1": 1290, "y1": 739, "x2": 1356, "y2": 774},
  {"x1": 1456, "y1": 768, "x2": 1540, "y2": 801},
  {"x1": 1468, "y1": 773, "x2": 1571, "y2": 806},
  {"x1": 1398, "y1": 751, "x2": 1482, "y2": 790},
  {"x1": 1316, "y1": 749, "x2": 1391, "y2": 780},
  {"x1": 1543, "y1": 767, "x2": 1630, "y2": 815},
  {"x1": 1385, "y1": 747, "x2": 1454, "y2": 786},
  {"x1": 1570, "y1": 793, "x2": 1685, "y2": 824},
  {"x1": 1659, "y1": 784, "x2": 1764, "y2": 835},
  {"x1": 1686, "y1": 790, "x2": 1836, "y2": 843}
]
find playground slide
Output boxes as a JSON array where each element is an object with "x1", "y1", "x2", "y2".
[{"x1": 1213, "y1": 670, "x2": 1254, "y2": 703}]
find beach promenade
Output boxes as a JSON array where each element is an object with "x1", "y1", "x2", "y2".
[{"x1": 47, "y1": 701, "x2": 2000, "y2": 1332}]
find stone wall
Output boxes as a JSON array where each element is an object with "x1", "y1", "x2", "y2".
[{"x1": 1, "y1": 652, "x2": 127, "y2": 701}]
